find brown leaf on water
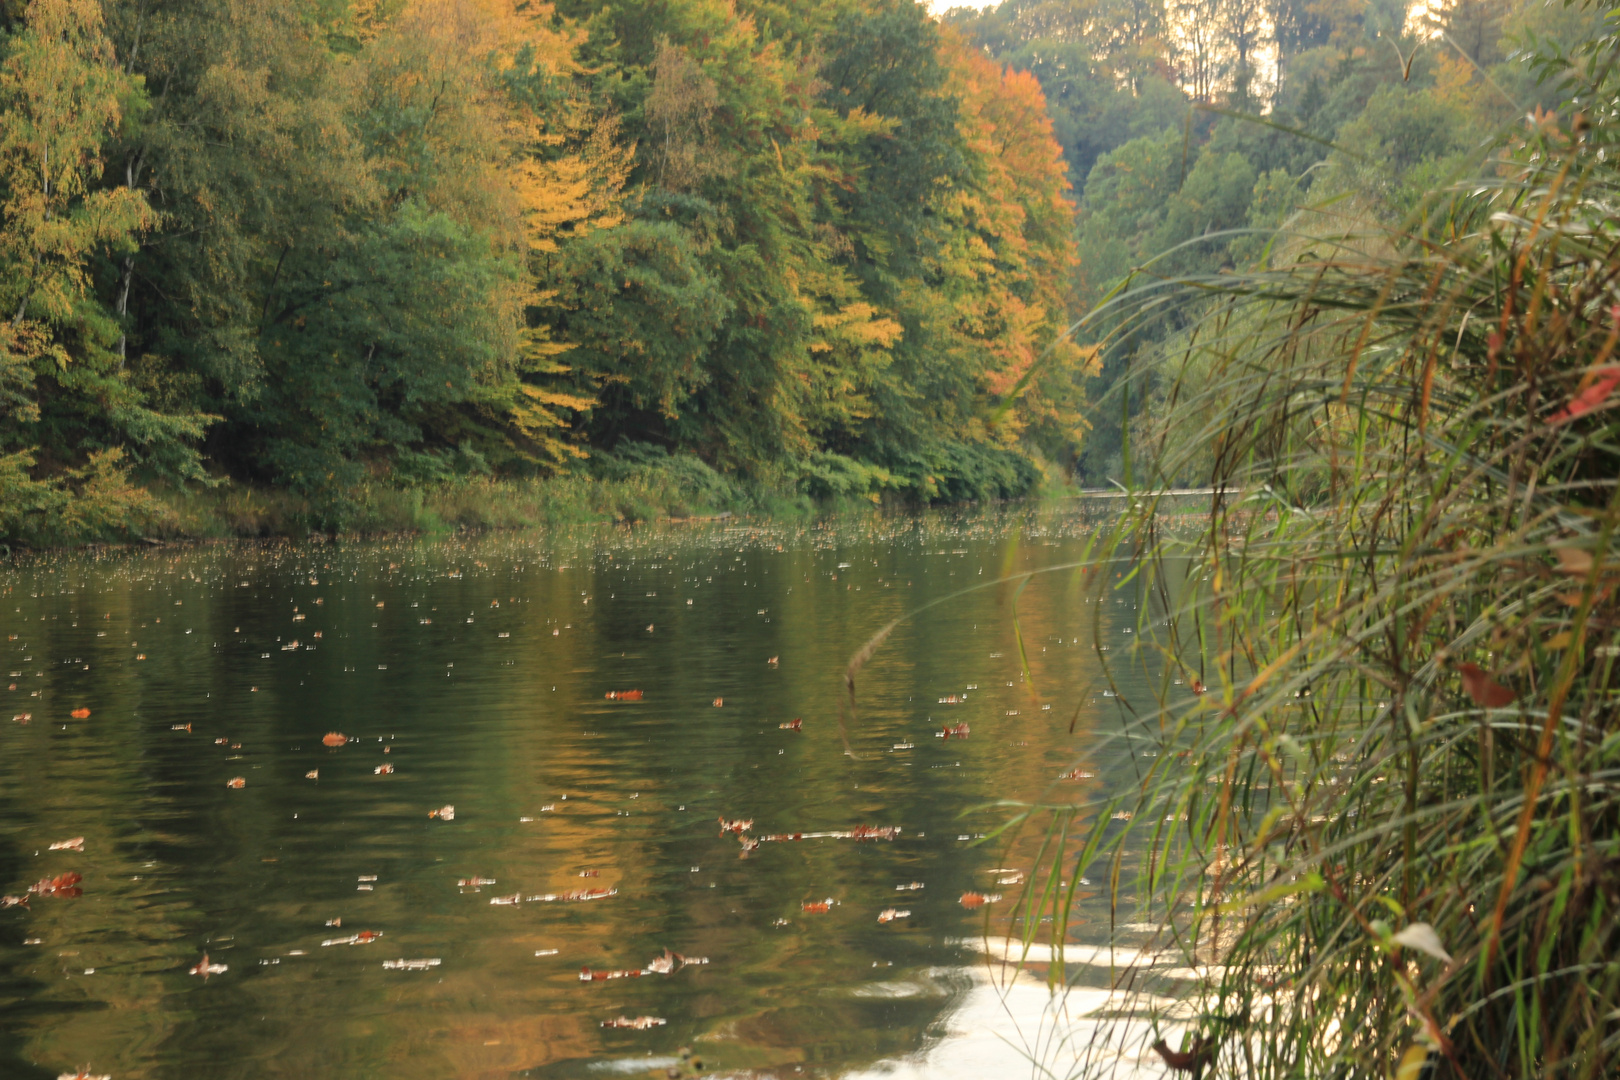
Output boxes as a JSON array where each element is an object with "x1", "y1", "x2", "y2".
[
  {"x1": 29, "y1": 873, "x2": 82, "y2": 898},
  {"x1": 429, "y1": 805, "x2": 455, "y2": 820},
  {"x1": 712, "y1": 697, "x2": 724, "y2": 707},
  {"x1": 779, "y1": 718, "x2": 802, "y2": 730},
  {"x1": 767, "y1": 656, "x2": 779, "y2": 666},
  {"x1": 306, "y1": 770, "x2": 319, "y2": 779},
  {"x1": 11, "y1": 713, "x2": 30, "y2": 724},
  {"x1": 937, "y1": 722, "x2": 969, "y2": 739},
  {"x1": 604, "y1": 690, "x2": 643, "y2": 701},
  {"x1": 580, "y1": 966, "x2": 644, "y2": 981},
  {"x1": 959, "y1": 891, "x2": 1001, "y2": 909},
  {"x1": 48, "y1": 838, "x2": 84, "y2": 853},
  {"x1": 58, "y1": 1067, "x2": 111, "y2": 1079},
  {"x1": 1457, "y1": 663, "x2": 1516, "y2": 707},
  {"x1": 877, "y1": 908, "x2": 910, "y2": 923},
  {"x1": 188, "y1": 951, "x2": 227, "y2": 979},
  {"x1": 0, "y1": 894, "x2": 30, "y2": 908},
  {"x1": 374, "y1": 763, "x2": 394, "y2": 775},
  {"x1": 226, "y1": 777, "x2": 245, "y2": 789},
  {"x1": 801, "y1": 898, "x2": 834, "y2": 913},
  {"x1": 600, "y1": 1015, "x2": 665, "y2": 1029},
  {"x1": 717, "y1": 816, "x2": 753, "y2": 834},
  {"x1": 69, "y1": 708, "x2": 90, "y2": 719},
  {"x1": 1189, "y1": 679, "x2": 1207, "y2": 695},
  {"x1": 322, "y1": 732, "x2": 348, "y2": 747}
]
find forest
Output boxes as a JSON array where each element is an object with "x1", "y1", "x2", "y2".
[{"x1": 0, "y1": 0, "x2": 1085, "y2": 541}]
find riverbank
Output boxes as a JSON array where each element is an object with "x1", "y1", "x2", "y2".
[{"x1": 4, "y1": 448, "x2": 1080, "y2": 550}]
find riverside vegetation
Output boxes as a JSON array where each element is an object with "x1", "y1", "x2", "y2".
[{"x1": 942, "y1": 2, "x2": 1620, "y2": 1078}]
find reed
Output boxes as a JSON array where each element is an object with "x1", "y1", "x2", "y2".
[{"x1": 997, "y1": 27, "x2": 1620, "y2": 1080}]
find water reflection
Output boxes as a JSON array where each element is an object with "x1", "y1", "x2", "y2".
[{"x1": 0, "y1": 506, "x2": 1173, "y2": 1079}]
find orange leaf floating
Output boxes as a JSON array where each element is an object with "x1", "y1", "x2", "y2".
[
  {"x1": 322, "y1": 931, "x2": 383, "y2": 946},
  {"x1": 29, "y1": 874, "x2": 81, "y2": 900},
  {"x1": 226, "y1": 777, "x2": 245, "y2": 789},
  {"x1": 322, "y1": 732, "x2": 348, "y2": 747},
  {"x1": 937, "y1": 722, "x2": 970, "y2": 740},
  {"x1": 767, "y1": 656, "x2": 779, "y2": 666},
  {"x1": 69, "y1": 708, "x2": 90, "y2": 719},
  {"x1": 604, "y1": 690, "x2": 643, "y2": 701},
  {"x1": 801, "y1": 898, "x2": 834, "y2": 913},
  {"x1": 717, "y1": 817, "x2": 753, "y2": 834},
  {"x1": 712, "y1": 697, "x2": 724, "y2": 707},
  {"x1": 1189, "y1": 679, "x2": 1207, "y2": 695},
  {"x1": 374, "y1": 763, "x2": 394, "y2": 775},
  {"x1": 305, "y1": 770, "x2": 319, "y2": 780},
  {"x1": 600, "y1": 1016, "x2": 666, "y2": 1030},
  {"x1": 1457, "y1": 663, "x2": 1516, "y2": 708},
  {"x1": 429, "y1": 805, "x2": 455, "y2": 820},
  {"x1": 959, "y1": 891, "x2": 1001, "y2": 909},
  {"x1": 214, "y1": 738, "x2": 228, "y2": 745},
  {"x1": 188, "y1": 951, "x2": 227, "y2": 979},
  {"x1": 778, "y1": 718, "x2": 802, "y2": 731},
  {"x1": 580, "y1": 966, "x2": 644, "y2": 981},
  {"x1": 48, "y1": 837, "x2": 84, "y2": 853},
  {"x1": 877, "y1": 908, "x2": 910, "y2": 923},
  {"x1": 12, "y1": 713, "x2": 30, "y2": 724}
]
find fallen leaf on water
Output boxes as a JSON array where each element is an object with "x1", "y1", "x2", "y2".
[
  {"x1": 48, "y1": 838, "x2": 84, "y2": 853},
  {"x1": 429, "y1": 805, "x2": 455, "y2": 820},
  {"x1": 69, "y1": 708, "x2": 90, "y2": 719},
  {"x1": 778, "y1": 718, "x2": 802, "y2": 730},
  {"x1": 604, "y1": 690, "x2": 643, "y2": 701},
  {"x1": 226, "y1": 777, "x2": 245, "y2": 789},
  {"x1": 0, "y1": 895, "x2": 29, "y2": 908},
  {"x1": 305, "y1": 770, "x2": 319, "y2": 779},
  {"x1": 490, "y1": 894, "x2": 521, "y2": 905},
  {"x1": 1189, "y1": 679, "x2": 1207, "y2": 695},
  {"x1": 767, "y1": 656, "x2": 778, "y2": 666},
  {"x1": 457, "y1": 876, "x2": 496, "y2": 887},
  {"x1": 188, "y1": 951, "x2": 227, "y2": 979},
  {"x1": 600, "y1": 1016, "x2": 665, "y2": 1030},
  {"x1": 712, "y1": 697, "x2": 724, "y2": 707},
  {"x1": 214, "y1": 738, "x2": 228, "y2": 746},
  {"x1": 381, "y1": 958, "x2": 440, "y2": 970},
  {"x1": 960, "y1": 892, "x2": 1001, "y2": 909},
  {"x1": 718, "y1": 817, "x2": 753, "y2": 834},
  {"x1": 1058, "y1": 768, "x2": 1095, "y2": 780},
  {"x1": 578, "y1": 869, "x2": 599, "y2": 877},
  {"x1": 170, "y1": 723, "x2": 189, "y2": 732},
  {"x1": 56, "y1": 1068, "x2": 110, "y2": 1080},
  {"x1": 30, "y1": 873, "x2": 82, "y2": 898},
  {"x1": 580, "y1": 966, "x2": 644, "y2": 981},
  {"x1": 374, "y1": 764, "x2": 394, "y2": 775},
  {"x1": 322, "y1": 931, "x2": 382, "y2": 946},
  {"x1": 12, "y1": 713, "x2": 30, "y2": 724},
  {"x1": 801, "y1": 898, "x2": 834, "y2": 913},
  {"x1": 937, "y1": 722, "x2": 969, "y2": 739},
  {"x1": 322, "y1": 732, "x2": 348, "y2": 747},
  {"x1": 645, "y1": 948, "x2": 708, "y2": 974},
  {"x1": 1457, "y1": 663, "x2": 1516, "y2": 707},
  {"x1": 938, "y1": 695, "x2": 963, "y2": 704},
  {"x1": 877, "y1": 908, "x2": 910, "y2": 923},
  {"x1": 895, "y1": 882, "x2": 924, "y2": 891},
  {"x1": 997, "y1": 872, "x2": 1026, "y2": 885},
  {"x1": 326, "y1": 918, "x2": 341, "y2": 927}
]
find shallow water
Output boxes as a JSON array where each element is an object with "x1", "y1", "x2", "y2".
[{"x1": 0, "y1": 506, "x2": 1172, "y2": 1080}]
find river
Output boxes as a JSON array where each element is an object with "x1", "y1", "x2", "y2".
[{"x1": 0, "y1": 505, "x2": 1184, "y2": 1080}]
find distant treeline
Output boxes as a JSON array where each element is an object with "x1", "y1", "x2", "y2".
[
  {"x1": 949, "y1": 0, "x2": 1606, "y2": 482},
  {"x1": 0, "y1": 0, "x2": 1087, "y2": 541}
]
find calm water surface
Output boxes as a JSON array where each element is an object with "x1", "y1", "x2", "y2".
[{"x1": 0, "y1": 506, "x2": 1166, "y2": 1080}]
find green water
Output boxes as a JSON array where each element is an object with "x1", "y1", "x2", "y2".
[{"x1": 0, "y1": 507, "x2": 1155, "y2": 1080}]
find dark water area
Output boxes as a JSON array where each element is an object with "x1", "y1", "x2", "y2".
[{"x1": 0, "y1": 505, "x2": 1171, "y2": 1080}]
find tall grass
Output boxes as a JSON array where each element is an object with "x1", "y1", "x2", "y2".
[{"x1": 982, "y1": 25, "x2": 1620, "y2": 1080}]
